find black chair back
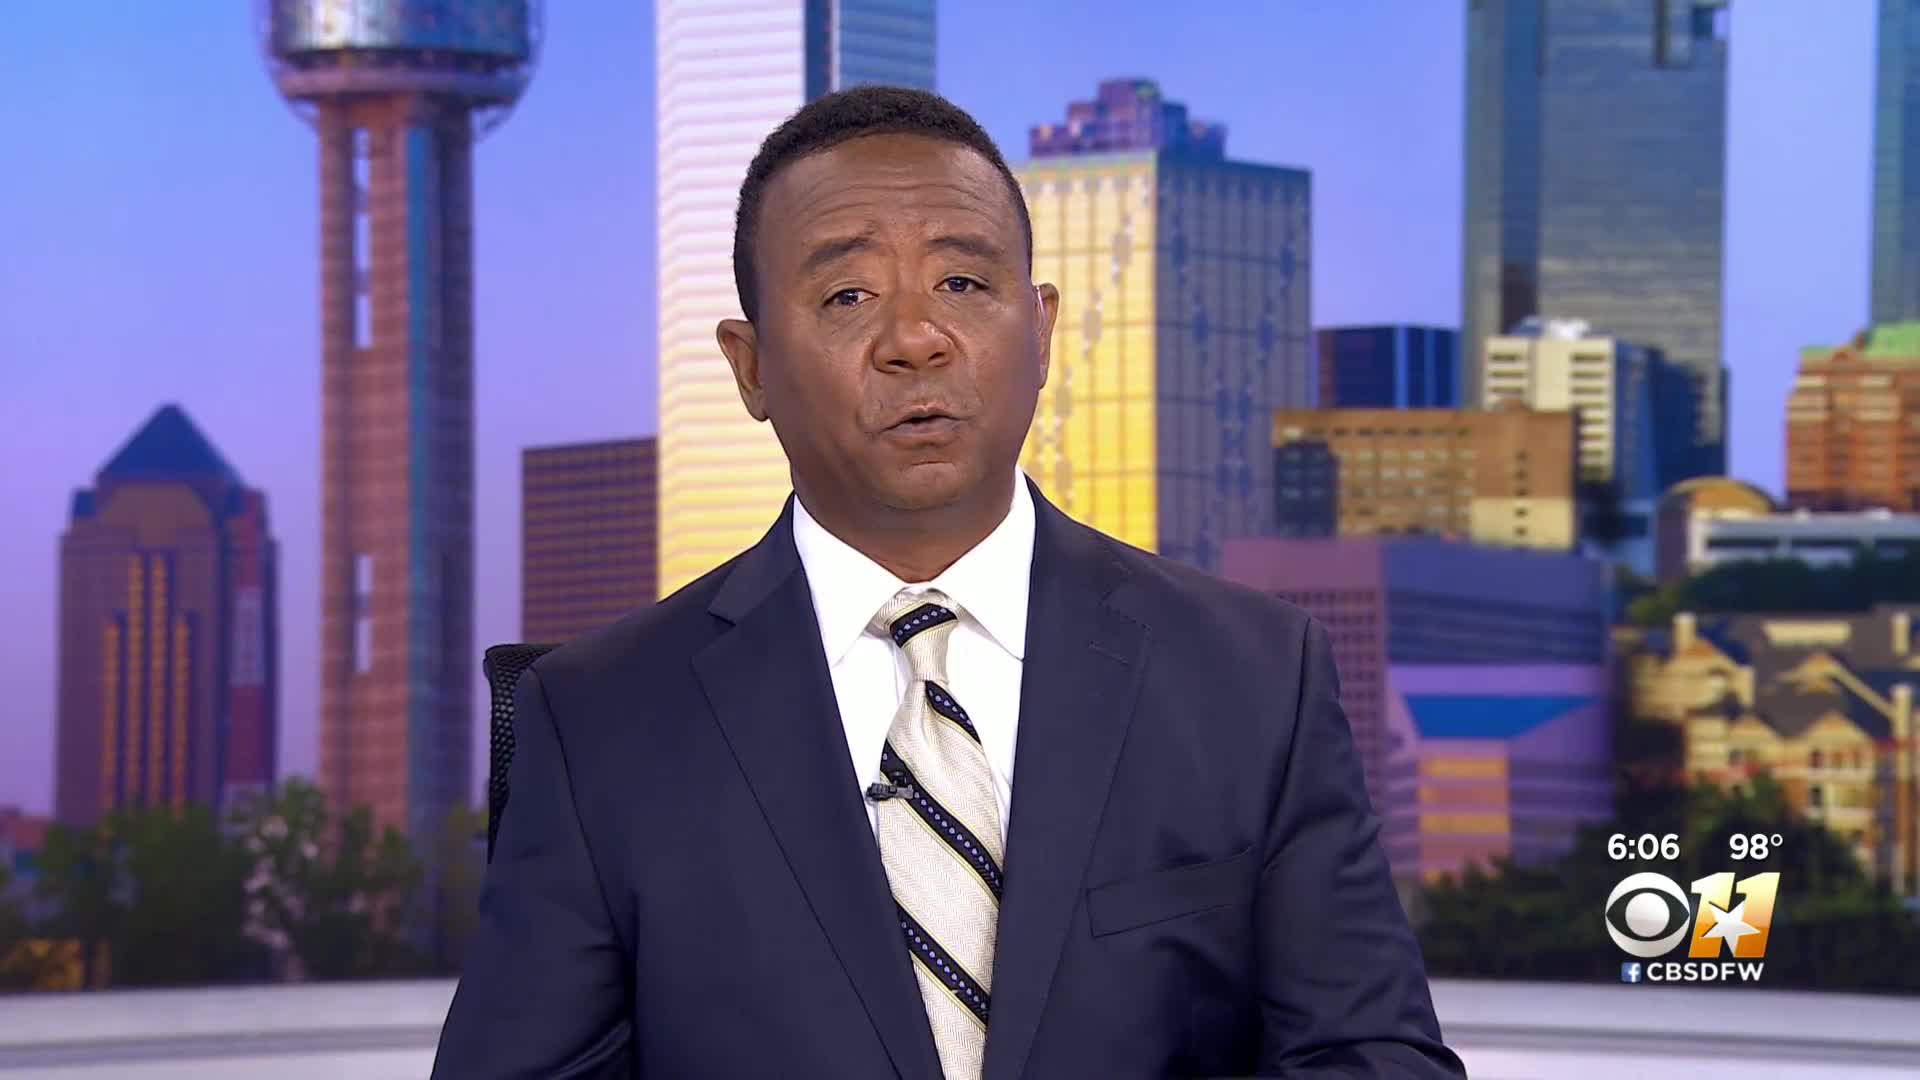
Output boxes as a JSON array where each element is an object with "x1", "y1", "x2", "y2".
[{"x1": 482, "y1": 643, "x2": 559, "y2": 861}]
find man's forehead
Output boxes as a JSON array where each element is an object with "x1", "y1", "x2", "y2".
[
  {"x1": 790, "y1": 131, "x2": 992, "y2": 179},
  {"x1": 766, "y1": 135, "x2": 1008, "y2": 221}
]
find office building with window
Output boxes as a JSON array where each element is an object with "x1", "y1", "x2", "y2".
[
  {"x1": 1483, "y1": 317, "x2": 1702, "y2": 573},
  {"x1": 1685, "y1": 508, "x2": 1920, "y2": 574},
  {"x1": 1020, "y1": 78, "x2": 1312, "y2": 570},
  {"x1": 1317, "y1": 325, "x2": 1461, "y2": 409},
  {"x1": 1222, "y1": 536, "x2": 1613, "y2": 885},
  {"x1": 1786, "y1": 323, "x2": 1920, "y2": 513},
  {"x1": 521, "y1": 438, "x2": 658, "y2": 643},
  {"x1": 1273, "y1": 439, "x2": 1339, "y2": 537},
  {"x1": 1653, "y1": 475, "x2": 1778, "y2": 582},
  {"x1": 1483, "y1": 318, "x2": 1698, "y2": 494},
  {"x1": 1271, "y1": 405, "x2": 1578, "y2": 549},
  {"x1": 54, "y1": 406, "x2": 278, "y2": 827},
  {"x1": 1464, "y1": 0, "x2": 1730, "y2": 475},
  {"x1": 1874, "y1": 0, "x2": 1920, "y2": 324}
]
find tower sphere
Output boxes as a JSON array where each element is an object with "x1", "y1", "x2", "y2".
[{"x1": 259, "y1": 0, "x2": 542, "y2": 138}]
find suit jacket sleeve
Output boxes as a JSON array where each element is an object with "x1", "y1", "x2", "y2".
[
  {"x1": 433, "y1": 666, "x2": 634, "y2": 1079},
  {"x1": 1253, "y1": 616, "x2": 1467, "y2": 1077}
]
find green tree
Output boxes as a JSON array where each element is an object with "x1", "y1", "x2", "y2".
[
  {"x1": 109, "y1": 804, "x2": 259, "y2": 985},
  {"x1": 33, "y1": 819, "x2": 125, "y2": 988},
  {"x1": 0, "y1": 861, "x2": 48, "y2": 991},
  {"x1": 1630, "y1": 548, "x2": 1920, "y2": 626},
  {"x1": 33, "y1": 806, "x2": 261, "y2": 988},
  {"x1": 231, "y1": 779, "x2": 427, "y2": 981},
  {"x1": 1625, "y1": 581, "x2": 1684, "y2": 628},
  {"x1": 1417, "y1": 775, "x2": 1920, "y2": 991}
]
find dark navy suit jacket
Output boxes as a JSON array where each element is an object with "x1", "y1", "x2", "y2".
[{"x1": 433, "y1": 483, "x2": 1465, "y2": 1078}]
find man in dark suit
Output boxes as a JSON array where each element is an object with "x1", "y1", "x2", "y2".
[{"x1": 434, "y1": 86, "x2": 1465, "y2": 1079}]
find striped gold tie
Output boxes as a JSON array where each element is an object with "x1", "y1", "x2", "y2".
[{"x1": 869, "y1": 590, "x2": 1003, "y2": 1080}]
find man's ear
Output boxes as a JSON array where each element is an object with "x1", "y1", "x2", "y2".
[
  {"x1": 716, "y1": 318, "x2": 768, "y2": 422},
  {"x1": 1033, "y1": 283, "x2": 1060, "y2": 390}
]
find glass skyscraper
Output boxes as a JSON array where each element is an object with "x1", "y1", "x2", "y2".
[
  {"x1": 655, "y1": 0, "x2": 936, "y2": 597},
  {"x1": 1020, "y1": 79, "x2": 1312, "y2": 571},
  {"x1": 1317, "y1": 325, "x2": 1461, "y2": 409},
  {"x1": 1463, "y1": 0, "x2": 1730, "y2": 477},
  {"x1": 1875, "y1": 0, "x2": 1920, "y2": 325}
]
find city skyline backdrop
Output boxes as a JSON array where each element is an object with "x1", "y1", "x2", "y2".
[{"x1": 0, "y1": 1, "x2": 1881, "y2": 814}]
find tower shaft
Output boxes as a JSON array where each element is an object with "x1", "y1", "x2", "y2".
[{"x1": 315, "y1": 95, "x2": 475, "y2": 841}]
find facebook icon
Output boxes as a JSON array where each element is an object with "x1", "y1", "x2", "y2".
[{"x1": 1620, "y1": 962, "x2": 1643, "y2": 984}]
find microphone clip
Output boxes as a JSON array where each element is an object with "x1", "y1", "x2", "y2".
[{"x1": 865, "y1": 781, "x2": 918, "y2": 803}]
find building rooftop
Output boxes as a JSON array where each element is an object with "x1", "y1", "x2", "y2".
[
  {"x1": 1801, "y1": 321, "x2": 1920, "y2": 363},
  {"x1": 1660, "y1": 475, "x2": 1777, "y2": 511},
  {"x1": 1028, "y1": 77, "x2": 1227, "y2": 160},
  {"x1": 1318, "y1": 324, "x2": 1459, "y2": 335},
  {"x1": 1642, "y1": 617, "x2": 1753, "y2": 667},
  {"x1": 1502, "y1": 316, "x2": 1605, "y2": 340},
  {"x1": 98, "y1": 404, "x2": 241, "y2": 485},
  {"x1": 1746, "y1": 661, "x2": 1904, "y2": 742},
  {"x1": 1865, "y1": 322, "x2": 1920, "y2": 358},
  {"x1": 1655, "y1": 607, "x2": 1920, "y2": 741}
]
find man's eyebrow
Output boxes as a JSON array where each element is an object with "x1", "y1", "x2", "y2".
[
  {"x1": 928, "y1": 233, "x2": 1006, "y2": 263},
  {"x1": 799, "y1": 230, "x2": 1009, "y2": 276},
  {"x1": 801, "y1": 232, "x2": 878, "y2": 276}
]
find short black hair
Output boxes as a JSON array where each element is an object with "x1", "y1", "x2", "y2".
[{"x1": 731, "y1": 85, "x2": 1033, "y2": 324}]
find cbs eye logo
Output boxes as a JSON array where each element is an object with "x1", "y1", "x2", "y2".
[
  {"x1": 1605, "y1": 871, "x2": 1780, "y2": 959},
  {"x1": 1605, "y1": 872, "x2": 1693, "y2": 957}
]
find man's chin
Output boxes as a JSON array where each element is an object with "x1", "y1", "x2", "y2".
[{"x1": 873, "y1": 461, "x2": 973, "y2": 512}]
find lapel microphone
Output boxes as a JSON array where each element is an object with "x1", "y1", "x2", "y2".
[{"x1": 865, "y1": 781, "x2": 918, "y2": 802}]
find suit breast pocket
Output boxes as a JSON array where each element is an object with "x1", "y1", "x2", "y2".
[{"x1": 1084, "y1": 844, "x2": 1258, "y2": 939}]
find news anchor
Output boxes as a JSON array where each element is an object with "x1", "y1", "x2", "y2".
[{"x1": 434, "y1": 86, "x2": 1464, "y2": 1079}]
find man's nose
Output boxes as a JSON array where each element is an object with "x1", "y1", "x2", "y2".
[{"x1": 872, "y1": 288, "x2": 952, "y2": 370}]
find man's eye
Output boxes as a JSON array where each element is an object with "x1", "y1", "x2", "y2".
[
  {"x1": 941, "y1": 277, "x2": 982, "y2": 293},
  {"x1": 827, "y1": 289, "x2": 865, "y2": 307}
]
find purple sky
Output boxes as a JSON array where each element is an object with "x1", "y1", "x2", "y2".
[{"x1": 0, "y1": 2, "x2": 1877, "y2": 815}]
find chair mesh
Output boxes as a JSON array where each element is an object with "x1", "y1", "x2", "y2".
[{"x1": 483, "y1": 643, "x2": 559, "y2": 861}]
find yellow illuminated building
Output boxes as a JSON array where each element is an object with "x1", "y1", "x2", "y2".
[
  {"x1": 1018, "y1": 145, "x2": 1312, "y2": 568},
  {"x1": 1019, "y1": 153, "x2": 1160, "y2": 553}
]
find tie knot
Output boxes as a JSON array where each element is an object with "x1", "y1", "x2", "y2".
[{"x1": 873, "y1": 589, "x2": 959, "y2": 683}]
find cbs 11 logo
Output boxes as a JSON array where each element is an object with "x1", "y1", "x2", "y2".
[{"x1": 1605, "y1": 871, "x2": 1781, "y2": 959}]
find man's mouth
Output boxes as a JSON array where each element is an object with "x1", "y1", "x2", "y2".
[
  {"x1": 888, "y1": 405, "x2": 961, "y2": 428},
  {"x1": 894, "y1": 411, "x2": 953, "y2": 428},
  {"x1": 884, "y1": 408, "x2": 964, "y2": 440}
]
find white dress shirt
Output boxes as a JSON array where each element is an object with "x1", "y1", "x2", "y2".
[{"x1": 790, "y1": 473, "x2": 1035, "y2": 844}]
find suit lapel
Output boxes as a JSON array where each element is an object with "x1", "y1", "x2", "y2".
[
  {"x1": 983, "y1": 485, "x2": 1150, "y2": 1080},
  {"x1": 691, "y1": 504, "x2": 942, "y2": 1079}
]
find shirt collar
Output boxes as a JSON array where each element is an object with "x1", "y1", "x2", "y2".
[{"x1": 791, "y1": 472, "x2": 1036, "y2": 667}]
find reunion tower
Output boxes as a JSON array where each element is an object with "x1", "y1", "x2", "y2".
[{"x1": 261, "y1": 1, "x2": 541, "y2": 840}]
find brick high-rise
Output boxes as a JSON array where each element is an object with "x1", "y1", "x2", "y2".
[
  {"x1": 522, "y1": 438, "x2": 658, "y2": 644},
  {"x1": 1786, "y1": 324, "x2": 1920, "y2": 513},
  {"x1": 1270, "y1": 405, "x2": 1578, "y2": 550},
  {"x1": 263, "y1": 3, "x2": 539, "y2": 838}
]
